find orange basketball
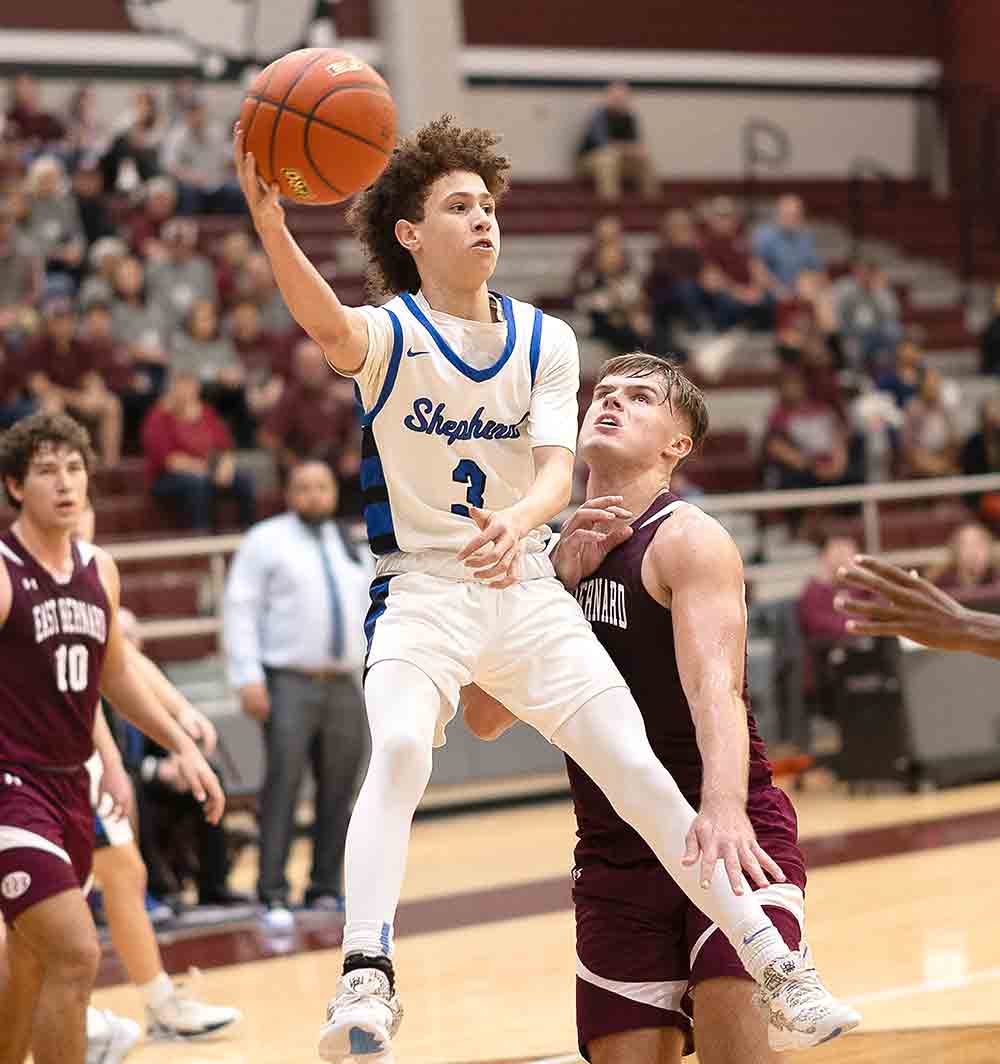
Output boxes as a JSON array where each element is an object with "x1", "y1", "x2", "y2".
[{"x1": 239, "y1": 48, "x2": 396, "y2": 206}]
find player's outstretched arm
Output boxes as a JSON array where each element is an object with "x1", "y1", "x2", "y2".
[
  {"x1": 233, "y1": 126, "x2": 369, "y2": 375},
  {"x1": 651, "y1": 509, "x2": 786, "y2": 894},
  {"x1": 835, "y1": 555, "x2": 1000, "y2": 658},
  {"x1": 126, "y1": 642, "x2": 218, "y2": 755},
  {"x1": 550, "y1": 495, "x2": 634, "y2": 592},
  {"x1": 94, "y1": 550, "x2": 225, "y2": 823}
]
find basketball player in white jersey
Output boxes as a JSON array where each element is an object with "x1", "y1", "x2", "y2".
[{"x1": 234, "y1": 115, "x2": 858, "y2": 1060}]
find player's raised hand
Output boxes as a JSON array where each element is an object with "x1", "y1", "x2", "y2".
[
  {"x1": 834, "y1": 555, "x2": 971, "y2": 650},
  {"x1": 233, "y1": 124, "x2": 285, "y2": 234},
  {"x1": 458, "y1": 506, "x2": 525, "y2": 587},
  {"x1": 174, "y1": 743, "x2": 226, "y2": 825},
  {"x1": 551, "y1": 495, "x2": 633, "y2": 591},
  {"x1": 682, "y1": 800, "x2": 786, "y2": 894}
]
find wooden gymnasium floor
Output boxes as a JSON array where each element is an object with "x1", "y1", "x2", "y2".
[{"x1": 85, "y1": 778, "x2": 1000, "y2": 1063}]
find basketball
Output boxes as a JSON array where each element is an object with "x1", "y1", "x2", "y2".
[{"x1": 239, "y1": 47, "x2": 396, "y2": 206}]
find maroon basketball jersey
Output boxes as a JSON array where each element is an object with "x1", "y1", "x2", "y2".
[
  {"x1": 0, "y1": 530, "x2": 110, "y2": 767},
  {"x1": 566, "y1": 492, "x2": 772, "y2": 864}
]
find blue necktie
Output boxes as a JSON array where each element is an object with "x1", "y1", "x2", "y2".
[{"x1": 312, "y1": 525, "x2": 345, "y2": 660}]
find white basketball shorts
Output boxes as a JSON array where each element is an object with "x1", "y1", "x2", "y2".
[{"x1": 364, "y1": 561, "x2": 628, "y2": 747}]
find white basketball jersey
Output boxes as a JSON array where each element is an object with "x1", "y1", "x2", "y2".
[{"x1": 358, "y1": 291, "x2": 572, "y2": 555}]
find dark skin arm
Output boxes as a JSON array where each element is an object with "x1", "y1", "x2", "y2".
[{"x1": 835, "y1": 555, "x2": 1000, "y2": 658}]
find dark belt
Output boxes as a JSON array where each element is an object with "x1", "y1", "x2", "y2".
[{"x1": 266, "y1": 666, "x2": 351, "y2": 683}]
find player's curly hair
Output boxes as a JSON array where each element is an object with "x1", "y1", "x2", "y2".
[
  {"x1": 347, "y1": 114, "x2": 511, "y2": 298},
  {"x1": 0, "y1": 412, "x2": 96, "y2": 508}
]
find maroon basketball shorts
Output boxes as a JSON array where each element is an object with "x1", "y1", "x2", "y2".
[
  {"x1": 573, "y1": 785, "x2": 806, "y2": 1058},
  {"x1": 0, "y1": 765, "x2": 94, "y2": 925}
]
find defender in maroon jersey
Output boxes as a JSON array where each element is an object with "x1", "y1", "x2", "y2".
[
  {"x1": 465, "y1": 354, "x2": 853, "y2": 1062},
  {"x1": 0, "y1": 413, "x2": 224, "y2": 1064}
]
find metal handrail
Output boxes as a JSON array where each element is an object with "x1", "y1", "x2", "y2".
[{"x1": 115, "y1": 473, "x2": 1000, "y2": 644}]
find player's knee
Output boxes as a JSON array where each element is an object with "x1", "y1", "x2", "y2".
[
  {"x1": 373, "y1": 728, "x2": 432, "y2": 795},
  {"x1": 46, "y1": 926, "x2": 100, "y2": 987}
]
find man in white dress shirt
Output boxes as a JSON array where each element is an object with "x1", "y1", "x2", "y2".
[{"x1": 223, "y1": 460, "x2": 370, "y2": 917}]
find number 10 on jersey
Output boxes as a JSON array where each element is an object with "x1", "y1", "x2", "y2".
[
  {"x1": 451, "y1": 459, "x2": 487, "y2": 517},
  {"x1": 55, "y1": 643, "x2": 89, "y2": 693}
]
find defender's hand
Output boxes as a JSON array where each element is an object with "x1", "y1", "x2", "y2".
[
  {"x1": 175, "y1": 744, "x2": 226, "y2": 824},
  {"x1": 177, "y1": 703, "x2": 218, "y2": 757},
  {"x1": 835, "y1": 555, "x2": 970, "y2": 649},
  {"x1": 461, "y1": 683, "x2": 517, "y2": 741},
  {"x1": 233, "y1": 125, "x2": 285, "y2": 235},
  {"x1": 551, "y1": 495, "x2": 633, "y2": 591},
  {"x1": 682, "y1": 800, "x2": 786, "y2": 894},
  {"x1": 457, "y1": 506, "x2": 526, "y2": 586},
  {"x1": 98, "y1": 759, "x2": 134, "y2": 822}
]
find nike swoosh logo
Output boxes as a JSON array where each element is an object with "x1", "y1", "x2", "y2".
[
  {"x1": 406, "y1": 348, "x2": 430, "y2": 357},
  {"x1": 743, "y1": 927, "x2": 768, "y2": 946}
]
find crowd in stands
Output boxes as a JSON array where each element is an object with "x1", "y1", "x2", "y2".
[{"x1": 0, "y1": 73, "x2": 361, "y2": 534}]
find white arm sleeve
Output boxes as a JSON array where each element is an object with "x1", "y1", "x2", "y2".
[
  {"x1": 345, "y1": 304, "x2": 397, "y2": 412},
  {"x1": 528, "y1": 315, "x2": 580, "y2": 453}
]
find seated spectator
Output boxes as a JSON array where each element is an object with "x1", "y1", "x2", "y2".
[
  {"x1": 876, "y1": 335, "x2": 926, "y2": 409},
  {"x1": 699, "y1": 196, "x2": 775, "y2": 331},
  {"x1": 109, "y1": 254, "x2": 171, "y2": 377},
  {"x1": 80, "y1": 300, "x2": 159, "y2": 453},
  {"x1": 576, "y1": 81, "x2": 656, "y2": 201},
  {"x1": 237, "y1": 251, "x2": 296, "y2": 335},
  {"x1": 900, "y1": 367, "x2": 961, "y2": 478},
  {"x1": 832, "y1": 257, "x2": 902, "y2": 372},
  {"x1": 0, "y1": 197, "x2": 42, "y2": 340},
  {"x1": 5, "y1": 73, "x2": 65, "y2": 151},
  {"x1": 925, "y1": 522, "x2": 998, "y2": 593},
  {"x1": 762, "y1": 367, "x2": 850, "y2": 493},
  {"x1": 24, "y1": 295, "x2": 123, "y2": 465},
  {"x1": 645, "y1": 208, "x2": 708, "y2": 349},
  {"x1": 570, "y1": 216, "x2": 630, "y2": 301},
  {"x1": 797, "y1": 534, "x2": 859, "y2": 716},
  {"x1": 0, "y1": 338, "x2": 34, "y2": 428},
  {"x1": 849, "y1": 388, "x2": 903, "y2": 483},
  {"x1": 141, "y1": 367, "x2": 255, "y2": 532},
  {"x1": 127, "y1": 176, "x2": 178, "y2": 260},
  {"x1": 171, "y1": 298, "x2": 253, "y2": 446},
  {"x1": 259, "y1": 338, "x2": 360, "y2": 488},
  {"x1": 113, "y1": 608, "x2": 247, "y2": 908},
  {"x1": 71, "y1": 159, "x2": 116, "y2": 246},
  {"x1": 215, "y1": 229, "x2": 253, "y2": 308},
  {"x1": 962, "y1": 395, "x2": 1000, "y2": 519},
  {"x1": 227, "y1": 298, "x2": 288, "y2": 420},
  {"x1": 146, "y1": 217, "x2": 216, "y2": 327},
  {"x1": 980, "y1": 284, "x2": 1000, "y2": 376},
  {"x1": 576, "y1": 240, "x2": 650, "y2": 355},
  {"x1": 79, "y1": 235, "x2": 128, "y2": 309},
  {"x1": 160, "y1": 98, "x2": 244, "y2": 215},
  {"x1": 752, "y1": 195, "x2": 823, "y2": 292},
  {"x1": 24, "y1": 155, "x2": 86, "y2": 290},
  {"x1": 99, "y1": 89, "x2": 163, "y2": 194},
  {"x1": 64, "y1": 82, "x2": 107, "y2": 167}
]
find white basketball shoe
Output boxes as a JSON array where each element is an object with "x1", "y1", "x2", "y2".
[
  {"x1": 753, "y1": 949, "x2": 861, "y2": 1051},
  {"x1": 85, "y1": 1007, "x2": 142, "y2": 1064},
  {"x1": 318, "y1": 967, "x2": 403, "y2": 1061},
  {"x1": 146, "y1": 980, "x2": 242, "y2": 1040}
]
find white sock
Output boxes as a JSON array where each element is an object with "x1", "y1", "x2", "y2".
[
  {"x1": 341, "y1": 661, "x2": 440, "y2": 963},
  {"x1": 552, "y1": 689, "x2": 793, "y2": 983},
  {"x1": 139, "y1": 971, "x2": 174, "y2": 1011},
  {"x1": 86, "y1": 1006, "x2": 108, "y2": 1040}
]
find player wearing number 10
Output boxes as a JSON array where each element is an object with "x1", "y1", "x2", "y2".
[
  {"x1": 0, "y1": 413, "x2": 224, "y2": 1064},
  {"x1": 234, "y1": 115, "x2": 857, "y2": 1062}
]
